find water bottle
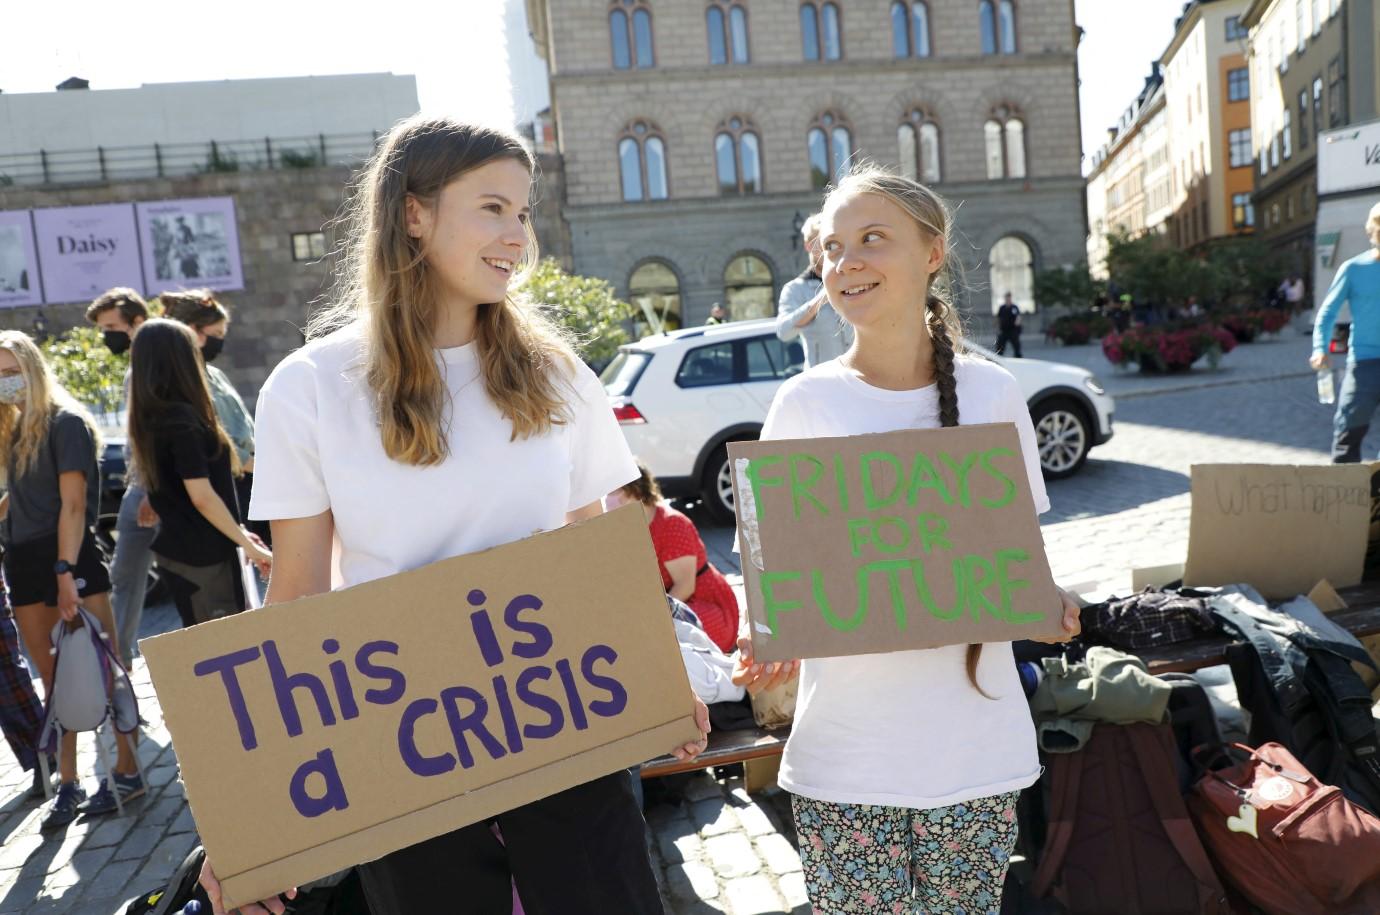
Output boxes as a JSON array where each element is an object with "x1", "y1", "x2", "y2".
[{"x1": 1317, "y1": 369, "x2": 1336, "y2": 405}]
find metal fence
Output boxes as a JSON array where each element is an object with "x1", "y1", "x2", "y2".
[{"x1": 0, "y1": 131, "x2": 383, "y2": 187}]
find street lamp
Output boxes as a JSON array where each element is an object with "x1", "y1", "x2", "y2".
[{"x1": 791, "y1": 210, "x2": 804, "y2": 249}]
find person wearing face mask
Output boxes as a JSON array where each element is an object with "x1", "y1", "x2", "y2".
[
  {"x1": 0, "y1": 332, "x2": 143, "y2": 829},
  {"x1": 84, "y1": 288, "x2": 156, "y2": 669},
  {"x1": 158, "y1": 291, "x2": 258, "y2": 540}
]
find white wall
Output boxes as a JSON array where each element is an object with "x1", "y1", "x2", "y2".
[{"x1": 0, "y1": 73, "x2": 419, "y2": 155}]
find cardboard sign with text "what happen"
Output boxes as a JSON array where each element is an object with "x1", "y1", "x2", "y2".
[
  {"x1": 1184, "y1": 463, "x2": 1372, "y2": 599},
  {"x1": 140, "y1": 505, "x2": 701, "y2": 911},
  {"x1": 730, "y1": 423, "x2": 1064, "y2": 662}
]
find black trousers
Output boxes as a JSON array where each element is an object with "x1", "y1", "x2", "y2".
[
  {"x1": 358, "y1": 771, "x2": 663, "y2": 914},
  {"x1": 995, "y1": 328, "x2": 1023, "y2": 358}
]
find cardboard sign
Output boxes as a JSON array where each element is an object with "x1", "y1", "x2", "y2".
[
  {"x1": 141, "y1": 506, "x2": 701, "y2": 911},
  {"x1": 729, "y1": 423, "x2": 1064, "y2": 662},
  {"x1": 1184, "y1": 464, "x2": 1372, "y2": 598}
]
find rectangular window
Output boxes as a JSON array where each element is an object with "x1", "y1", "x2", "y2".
[
  {"x1": 1201, "y1": 200, "x2": 1210, "y2": 236},
  {"x1": 1283, "y1": 109, "x2": 1293, "y2": 160},
  {"x1": 1311, "y1": 0, "x2": 1321, "y2": 35},
  {"x1": 291, "y1": 231, "x2": 326, "y2": 262},
  {"x1": 1328, "y1": 57, "x2": 1346, "y2": 126},
  {"x1": 1296, "y1": 0, "x2": 1307, "y2": 53},
  {"x1": 1232, "y1": 192, "x2": 1254, "y2": 228},
  {"x1": 1228, "y1": 128, "x2": 1252, "y2": 167},
  {"x1": 1227, "y1": 67, "x2": 1250, "y2": 102},
  {"x1": 1225, "y1": 15, "x2": 1248, "y2": 41},
  {"x1": 675, "y1": 342, "x2": 735, "y2": 388},
  {"x1": 1313, "y1": 76, "x2": 1324, "y2": 136},
  {"x1": 1299, "y1": 90, "x2": 1310, "y2": 148}
]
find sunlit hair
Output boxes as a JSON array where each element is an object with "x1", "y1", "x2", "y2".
[
  {"x1": 801, "y1": 212, "x2": 823, "y2": 245},
  {"x1": 822, "y1": 165, "x2": 989, "y2": 693},
  {"x1": 1367, "y1": 201, "x2": 1380, "y2": 248},
  {"x1": 620, "y1": 458, "x2": 663, "y2": 507},
  {"x1": 309, "y1": 115, "x2": 577, "y2": 466},
  {"x1": 85, "y1": 287, "x2": 148, "y2": 325},
  {"x1": 160, "y1": 289, "x2": 229, "y2": 332},
  {"x1": 127, "y1": 319, "x2": 238, "y2": 493},
  {"x1": 0, "y1": 331, "x2": 102, "y2": 478}
]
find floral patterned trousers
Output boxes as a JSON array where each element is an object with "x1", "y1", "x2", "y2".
[{"x1": 791, "y1": 791, "x2": 1020, "y2": 915}]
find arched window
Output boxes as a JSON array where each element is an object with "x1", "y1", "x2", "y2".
[
  {"x1": 801, "y1": 2, "x2": 842, "y2": 60},
  {"x1": 610, "y1": 1, "x2": 655, "y2": 70},
  {"x1": 714, "y1": 116, "x2": 763, "y2": 195},
  {"x1": 980, "y1": 0, "x2": 1016, "y2": 55},
  {"x1": 629, "y1": 260, "x2": 682, "y2": 332},
  {"x1": 989, "y1": 236, "x2": 1034, "y2": 313},
  {"x1": 891, "y1": 2, "x2": 931, "y2": 57},
  {"x1": 897, "y1": 108, "x2": 941, "y2": 183},
  {"x1": 724, "y1": 254, "x2": 775, "y2": 320},
  {"x1": 807, "y1": 111, "x2": 851, "y2": 190},
  {"x1": 999, "y1": 0, "x2": 1016, "y2": 53},
  {"x1": 708, "y1": 3, "x2": 749, "y2": 64},
  {"x1": 984, "y1": 105, "x2": 1026, "y2": 179},
  {"x1": 618, "y1": 120, "x2": 669, "y2": 201}
]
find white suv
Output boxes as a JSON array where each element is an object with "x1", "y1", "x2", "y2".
[{"x1": 602, "y1": 319, "x2": 1115, "y2": 522}]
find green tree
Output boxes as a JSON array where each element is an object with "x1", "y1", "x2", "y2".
[
  {"x1": 519, "y1": 258, "x2": 636, "y2": 368},
  {"x1": 41, "y1": 325, "x2": 127, "y2": 426},
  {"x1": 1204, "y1": 237, "x2": 1281, "y2": 306},
  {"x1": 1033, "y1": 261, "x2": 1104, "y2": 313}
]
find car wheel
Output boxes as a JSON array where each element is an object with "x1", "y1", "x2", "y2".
[
  {"x1": 1032, "y1": 397, "x2": 1091, "y2": 479},
  {"x1": 700, "y1": 442, "x2": 744, "y2": 525}
]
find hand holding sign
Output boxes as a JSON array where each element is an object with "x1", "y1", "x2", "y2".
[{"x1": 730, "y1": 423, "x2": 1064, "y2": 661}]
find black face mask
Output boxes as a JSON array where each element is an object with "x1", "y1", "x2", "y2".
[
  {"x1": 102, "y1": 330, "x2": 131, "y2": 355},
  {"x1": 201, "y1": 336, "x2": 225, "y2": 363}
]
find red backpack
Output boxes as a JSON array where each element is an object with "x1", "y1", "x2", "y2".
[
  {"x1": 1189, "y1": 742, "x2": 1380, "y2": 915},
  {"x1": 1031, "y1": 722, "x2": 1230, "y2": 914}
]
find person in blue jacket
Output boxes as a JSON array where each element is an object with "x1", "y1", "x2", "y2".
[{"x1": 1313, "y1": 201, "x2": 1380, "y2": 462}]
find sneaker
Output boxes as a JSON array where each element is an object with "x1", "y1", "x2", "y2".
[
  {"x1": 78, "y1": 771, "x2": 146, "y2": 816},
  {"x1": 40, "y1": 782, "x2": 86, "y2": 831}
]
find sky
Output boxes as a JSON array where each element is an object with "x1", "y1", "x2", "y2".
[{"x1": 3, "y1": 0, "x2": 1191, "y2": 172}]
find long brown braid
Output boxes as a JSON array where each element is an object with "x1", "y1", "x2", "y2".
[
  {"x1": 924, "y1": 293, "x2": 988, "y2": 694},
  {"x1": 827, "y1": 165, "x2": 991, "y2": 695}
]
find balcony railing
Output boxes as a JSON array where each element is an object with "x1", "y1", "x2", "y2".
[{"x1": 0, "y1": 131, "x2": 384, "y2": 188}]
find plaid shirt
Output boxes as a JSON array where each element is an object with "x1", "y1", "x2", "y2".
[
  {"x1": 1081, "y1": 586, "x2": 1221, "y2": 651},
  {"x1": 0, "y1": 588, "x2": 44, "y2": 771}
]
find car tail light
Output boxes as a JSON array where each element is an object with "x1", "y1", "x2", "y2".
[{"x1": 613, "y1": 403, "x2": 646, "y2": 424}]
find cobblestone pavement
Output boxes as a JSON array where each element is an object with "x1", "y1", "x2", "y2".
[
  {"x1": 0, "y1": 603, "x2": 195, "y2": 915},
  {"x1": 1, "y1": 338, "x2": 1370, "y2": 914}
]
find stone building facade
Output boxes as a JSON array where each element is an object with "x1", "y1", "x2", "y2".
[
  {"x1": 0, "y1": 168, "x2": 349, "y2": 401},
  {"x1": 525, "y1": 0, "x2": 1087, "y2": 328}
]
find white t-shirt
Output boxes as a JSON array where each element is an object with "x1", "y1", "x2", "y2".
[
  {"x1": 760, "y1": 355, "x2": 1050, "y2": 810},
  {"x1": 249, "y1": 325, "x2": 639, "y2": 588}
]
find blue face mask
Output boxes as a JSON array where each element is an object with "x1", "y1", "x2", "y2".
[{"x1": 0, "y1": 375, "x2": 26, "y2": 405}]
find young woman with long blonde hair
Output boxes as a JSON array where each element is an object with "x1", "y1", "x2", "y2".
[
  {"x1": 198, "y1": 115, "x2": 709, "y2": 915},
  {"x1": 736, "y1": 167, "x2": 1080, "y2": 914},
  {"x1": 0, "y1": 331, "x2": 143, "y2": 829}
]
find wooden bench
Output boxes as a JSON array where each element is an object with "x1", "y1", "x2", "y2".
[{"x1": 637, "y1": 582, "x2": 1380, "y2": 783}]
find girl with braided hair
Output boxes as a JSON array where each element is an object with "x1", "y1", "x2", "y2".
[{"x1": 735, "y1": 166, "x2": 1080, "y2": 913}]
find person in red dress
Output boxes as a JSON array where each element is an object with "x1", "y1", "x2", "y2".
[{"x1": 608, "y1": 461, "x2": 741, "y2": 653}]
